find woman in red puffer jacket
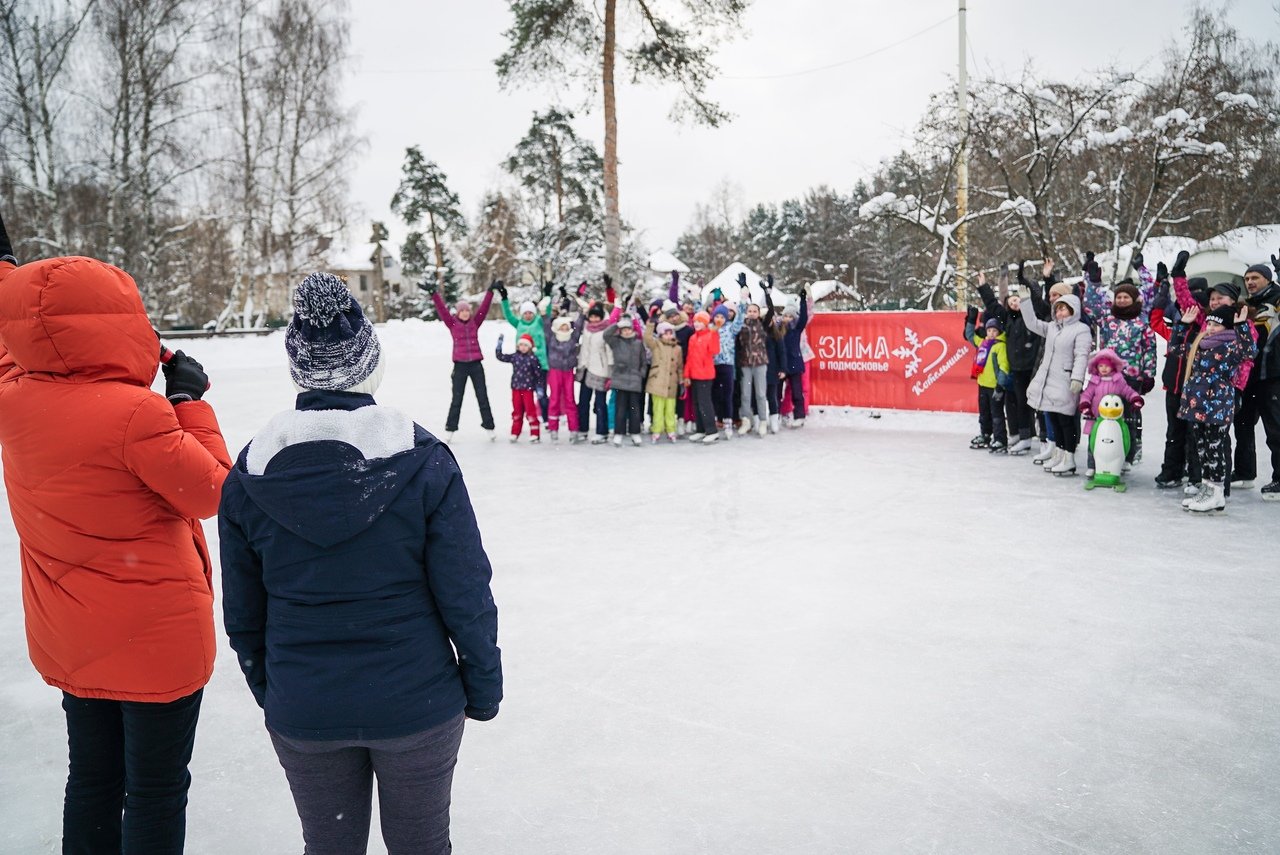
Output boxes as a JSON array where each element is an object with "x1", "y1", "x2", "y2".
[{"x1": 0, "y1": 213, "x2": 231, "y2": 853}]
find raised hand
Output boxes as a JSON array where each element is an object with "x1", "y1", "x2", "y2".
[
  {"x1": 1171, "y1": 250, "x2": 1190, "y2": 279},
  {"x1": 1042, "y1": 259, "x2": 1055, "y2": 279},
  {"x1": 418, "y1": 277, "x2": 437, "y2": 294},
  {"x1": 1236, "y1": 303, "x2": 1249, "y2": 325},
  {"x1": 1180, "y1": 305, "x2": 1200, "y2": 325},
  {"x1": 1156, "y1": 261, "x2": 1169, "y2": 282},
  {"x1": 1132, "y1": 250, "x2": 1144, "y2": 269},
  {"x1": 542, "y1": 281, "x2": 553, "y2": 298}
]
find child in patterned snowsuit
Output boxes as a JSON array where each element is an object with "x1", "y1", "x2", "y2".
[{"x1": 1171, "y1": 304, "x2": 1254, "y2": 513}]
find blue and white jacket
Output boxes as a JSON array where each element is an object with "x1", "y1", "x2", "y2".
[{"x1": 218, "y1": 390, "x2": 502, "y2": 740}]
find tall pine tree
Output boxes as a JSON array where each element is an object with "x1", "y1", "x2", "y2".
[
  {"x1": 390, "y1": 146, "x2": 468, "y2": 308},
  {"x1": 495, "y1": 0, "x2": 748, "y2": 279}
]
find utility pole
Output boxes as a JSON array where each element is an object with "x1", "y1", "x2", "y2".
[{"x1": 955, "y1": 0, "x2": 970, "y2": 308}]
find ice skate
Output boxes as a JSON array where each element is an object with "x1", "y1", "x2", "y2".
[
  {"x1": 590, "y1": 435, "x2": 607, "y2": 445},
  {"x1": 688, "y1": 432, "x2": 706, "y2": 442},
  {"x1": 988, "y1": 441, "x2": 1008, "y2": 454},
  {"x1": 529, "y1": 435, "x2": 540, "y2": 444},
  {"x1": 550, "y1": 430, "x2": 560, "y2": 444},
  {"x1": 970, "y1": 434, "x2": 991, "y2": 450},
  {"x1": 1230, "y1": 478, "x2": 1255, "y2": 489},
  {"x1": 1184, "y1": 482, "x2": 1202, "y2": 497},
  {"x1": 739, "y1": 420, "x2": 754, "y2": 437},
  {"x1": 631, "y1": 435, "x2": 643, "y2": 447},
  {"x1": 508, "y1": 435, "x2": 519, "y2": 443},
  {"x1": 757, "y1": 420, "x2": 768, "y2": 437},
  {"x1": 1182, "y1": 483, "x2": 1209, "y2": 508},
  {"x1": 1154, "y1": 472, "x2": 1184, "y2": 489},
  {"x1": 702, "y1": 432, "x2": 719, "y2": 444},
  {"x1": 790, "y1": 418, "x2": 805, "y2": 429},
  {"x1": 486, "y1": 429, "x2": 496, "y2": 442},
  {"x1": 611, "y1": 435, "x2": 622, "y2": 447},
  {"x1": 1185, "y1": 482, "x2": 1225, "y2": 514},
  {"x1": 1261, "y1": 480, "x2": 1280, "y2": 501},
  {"x1": 666, "y1": 432, "x2": 677, "y2": 443},
  {"x1": 1050, "y1": 452, "x2": 1077, "y2": 476},
  {"x1": 768, "y1": 414, "x2": 781, "y2": 434},
  {"x1": 1042, "y1": 448, "x2": 1063, "y2": 472},
  {"x1": 1008, "y1": 438, "x2": 1033, "y2": 455},
  {"x1": 1032, "y1": 441, "x2": 1056, "y2": 464}
]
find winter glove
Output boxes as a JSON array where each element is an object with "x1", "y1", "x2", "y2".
[
  {"x1": 711, "y1": 287, "x2": 722, "y2": 302},
  {"x1": 559, "y1": 284, "x2": 568, "y2": 300},
  {"x1": 496, "y1": 333, "x2": 505, "y2": 350},
  {"x1": 1078, "y1": 401, "x2": 1091, "y2": 415},
  {"x1": 576, "y1": 280, "x2": 589, "y2": 297},
  {"x1": 965, "y1": 306, "x2": 980, "y2": 324},
  {"x1": 671, "y1": 270, "x2": 680, "y2": 288},
  {"x1": 736, "y1": 272, "x2": 747, "y2": 288},
  {"x1": 542, "y1": 280, "x2": 553, "y2": 298},
  {"x1": 497, "y1": 282, "x2": 509, "y2": 300},
  {"x1": 992, "y1": 387, "x2": 1005, "y2": 403},
  {"x1": 0, "y1": 211, "x2": 14, "y2": 265},
  {"x1": 1083, "y1": 251, "x2": 1102, "y2": 285},
  {"x1": 1016, "y1": 259, "x2": 1030, "y2": 287},
  {"x1": 1133, "y1": 396, "x2": 1145, "y2": 409},
  {"x1": 1156, "y1": 261, "x2": 1169, "y2": 282},
  {"x1": 648, "y1": 304, "x2": 661, "y2": 320},
  {"x1": 162, "y1": 350, "x2": 209, "y2": 403},
  {"x1": 1171, "y1": 250, "x2": 1190, "y2": 279},
  {"x1": 1272, "y1": 249, "x2": 1280, "y2": 275},
  {"x1": 603, "y1": 273, "x2": 612, "y2": 290},
  {"x1": 464, "y1": 703, "x2": 499, "y2": 722},
  {"x1": 488, "y1": 279, "x2": 502, "y2": 292},
  {"x1": 1131, "y1": 250, "x2": 1144, "y2": 270},
  {"x1": 418, "y1": 277, "x2": 437, "y2": 294},
  {"x1": 1069, "y1": 379, "x2": 1083, "y2": 395},
  {"x1": 1139, "y1": 376, "x2": 1155, "y2": 394}
]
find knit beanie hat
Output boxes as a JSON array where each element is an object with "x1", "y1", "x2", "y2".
[
  {"x1": 662, "y1": 300, "x2": 678, "y2": 314},
  {"x1": 519, "y1": 300, "x2": 537, "y2": 315},
  {"x1": 1113, "y1": 282, "x2": 1141, "y2": 303},
  {"x1": 1246, "y1": 263, "x2": 1274, "y2": 281},
  {"x1": 587, "y1": 303, "x2": 605, "y2": 319},
  {"x1": 984, "y1": 316, "x2": 1003, "y2": 332},
  {"x1": 1206, "y1": 306, "x2": 1236, "y2": 328},
  {"x1": 657, "y1": 321, "x2": 675, "y2": 336},
  {"x1": 712, "y1": 304, "x2": 731, "y2": 321},
  {"x1": 455, "y1": 298, "x2": 473, "y2": 313},
  {"x1": 1048, "y1": 283, "x2": 1072, "y2": 300},
  {"x1": 286, "y1": 272, "x2": 382, "y2": 392},
  {"x1": 694, "y1": 311, "x2": 711, "y2": 325},
  {"x1": 517, "y1": 333, "x2": 535, "y2": 349},
  {"x1": 1210, "y1": 281, "x2": 1241, "y2": 302}
]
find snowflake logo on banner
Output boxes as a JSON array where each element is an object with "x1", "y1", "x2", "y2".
[{"x1": 892, "y1": 328, "x2": 922, "y2": 378}]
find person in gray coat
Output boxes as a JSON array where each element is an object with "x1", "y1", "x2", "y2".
[
  {"x1": 1020, "y1": 292, "x2": 1091, "y2": 475},
  {"x1": 604, "y1": 315, "x2": 649, "y2": 446}
]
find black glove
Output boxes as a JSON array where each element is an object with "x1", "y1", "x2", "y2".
[
  {"x1": 418, "y1": 277, "x2": 437, "y2": 294},
  {"x1": 1131, "y1": 251, "x2": 1144, "y2": 269},
  {"x1": 993, "y1": 387, "x2": 1006, "y2": 403},
  {"x1": 542, "y1": 280, "x2": 553, "y2": 298},
  {"x1": 488, "y1": 279, "x2": 501, "y2": 292},
  {"x1": 0, "y1": 211, "x2": 13, "y2": 264},
  {"x1": 162, "y1": 350, "x2": 208, "y2": 402},
  {"x1": 1271, "y1": 249, "x2": 1279, "y2": 275},
  {"x1": 603, "y1": 273, "x2": 612, "y2": 290},
  {"x1": 766, "y1": 274, "x2": 774, "y2": 289},
  {"x1": 465, "y1": 703, "x2": 499, "y2": 722},
  {"x1": 736, "y1": 272, "x2": 747, "y2": 288},
  {"x1": 965, "y1": 306, "x2": 980, "y2": 324},
  {"x1": 1152, "y1": 280, "x2": 1171, "y2": 310},
  {"x1": 1156, "y1": 261, "x2": 1169, "y2": 282},
  {"x1": 558, "y1": 284, "x2": 568, "y2": 299},
  {"x1": 1171, "y1": 250, "x2": 1190, "y2": 279},
  {"x1": 497, "y1": 282, "x2": 508, "y2": 300},
  {"x1": 1016, "y1": 260, "x2": 1029, "y2": 287}
]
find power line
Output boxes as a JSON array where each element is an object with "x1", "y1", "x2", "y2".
[{"x1": 721, "y1": 14, "x2": 958, "y2": 81}]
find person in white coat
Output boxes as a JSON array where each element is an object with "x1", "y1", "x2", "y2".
[{"x1": 1020, "y1": 293, "x2": 1092, "y2": 475}]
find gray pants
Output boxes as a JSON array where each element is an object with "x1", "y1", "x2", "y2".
[
  {"x1": 739, "y1": 364, "x2": 769, "y2": 422},
  {"x1": 269, "y1": 714, "x2": 464, "y2": 855}
]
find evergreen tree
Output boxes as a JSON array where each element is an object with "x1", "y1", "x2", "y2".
[
  {"x1": 390, "y1": 146, "x2": 468, "y2": 306},
  {"x1": 495, "y1": 0, "x2": 749, "y2": 279}
]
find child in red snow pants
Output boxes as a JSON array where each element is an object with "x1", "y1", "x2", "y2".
[
  {"x1": 546, "y1": 368, "x2": 579, "y2": 433},
  {"x1": 511, "y1": 389, "x2": 540, "y2": 438}
]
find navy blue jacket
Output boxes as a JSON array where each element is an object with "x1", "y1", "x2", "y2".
[
  {"x1": 782, "y1": 298, "x2": 809, "y2": 375},
  {"x1": 219, "y1": 391, "x2": 501, "y2": 741}
]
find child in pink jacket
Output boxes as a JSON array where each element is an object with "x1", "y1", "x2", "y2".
[{"x1": 1078, "y1": 348, "x2": 1144, "y2": 476}]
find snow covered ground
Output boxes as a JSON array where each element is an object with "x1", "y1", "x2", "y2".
[{"x1": 2, "y1": 318, "x2": 1278, "y2": 854}]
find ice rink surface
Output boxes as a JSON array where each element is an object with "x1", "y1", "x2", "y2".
[{"x1": 1, "y1": 319, "x2": 1276, "y2": 854}]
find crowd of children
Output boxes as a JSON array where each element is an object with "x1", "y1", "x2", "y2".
[
  {"x1": 964, "y1": 249, "x2": 1280, "y2": 514},
  {"x1": 424, "y1": 270, "x2": 815, "y2": 448}
]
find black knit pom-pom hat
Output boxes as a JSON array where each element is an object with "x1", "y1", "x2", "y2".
[{"x1": 285, "y1": 272, "x2": 383, "y2": 391}]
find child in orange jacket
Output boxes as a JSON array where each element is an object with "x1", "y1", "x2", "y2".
[{"x1": 683, "y1": 311, "x2": 720, "y2": 444}]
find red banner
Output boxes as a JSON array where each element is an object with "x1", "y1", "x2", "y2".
[{"x1": 808, "y1": 312, "x2": 977, "y2": 413}]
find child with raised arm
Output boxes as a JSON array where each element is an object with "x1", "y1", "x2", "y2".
[
  {"x1": 603, "y1": 311, "x2": 648, "y2": 446},
  {"x1": 644, "y1": 315, "x2": 685, "y2": 442},
  {"x1": 495, "y1": 333, "x2": 543, "y2": 442}
]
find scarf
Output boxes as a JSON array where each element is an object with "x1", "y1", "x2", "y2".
[{"x1": 971, "y1": 336, "x2": 996, "y2": 378}]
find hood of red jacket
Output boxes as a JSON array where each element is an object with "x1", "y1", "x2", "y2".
[{"x1": 0, "y1": 256, "x2": 159, "y2": 386}]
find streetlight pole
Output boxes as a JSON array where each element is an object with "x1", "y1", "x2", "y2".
[{"x1": 955, "y1": 0, "x2": 970, "y2": 309}]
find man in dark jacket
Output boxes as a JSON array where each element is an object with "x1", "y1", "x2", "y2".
[
  {"x1": 1238, "y1": 259, "x2": 1280, "y2": 498},
  {"x1": 219, "y1": 272, "x2": 501, "y2": 855}
]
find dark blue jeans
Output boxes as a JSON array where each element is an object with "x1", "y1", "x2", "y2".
[{"x1": 61, "y1": 689, "x2": 202, "y2": 855}]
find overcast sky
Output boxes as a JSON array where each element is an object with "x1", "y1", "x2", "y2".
[{"x1": 343, "y1": 0, "x2": 1276, "y2": 260}]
